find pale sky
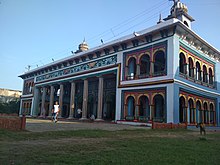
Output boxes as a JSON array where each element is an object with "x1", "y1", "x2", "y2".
[{"x1": 0, "y1": 0, "x2": 220, "y2": 91}]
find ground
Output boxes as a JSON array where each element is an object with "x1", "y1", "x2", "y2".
[{"x1": 0, "y1": 118, "x2": 220, "y2": 165}]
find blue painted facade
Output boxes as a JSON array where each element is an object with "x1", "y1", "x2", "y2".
[{"x1": 19, "y1": 0, "x2": 220, "y2": 126}]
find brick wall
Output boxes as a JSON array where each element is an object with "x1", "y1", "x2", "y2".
[
  {"x1": 152, "y1": 122, "x2": 187, "y2": 129},
  {"x1": 0, "y1": 115, "x2": 26, "y2": 131}
]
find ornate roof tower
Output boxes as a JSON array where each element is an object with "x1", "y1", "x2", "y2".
[
  {"x1": 75, "y1": 38, "x2": 89, "y2": 54},
  {"x1": 164, "y1": 0, "x2": 194, "y2": 29}
]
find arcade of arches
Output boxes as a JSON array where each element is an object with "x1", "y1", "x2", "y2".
[
  {"x1": 123, "y1": 89, "x2": 166, "y2": 122},
  {"x1": 21, "y1": 74, "x2": 116, "y2": 121},
  {"x1": 22, "y1": 100, "x2": 32, "y2": 116},
  {"x1": 23, "y1": 79, "x2": 34, "y2": 95},
  {"x1": 179, "y1": 47, "x2": 215, "y2": 87},
  {"x1": 124, "y1": 43, "x2": 167, "y2": 80},
  {"x1": 179, "y1": 91, "x2": 216, "y2": 125}
]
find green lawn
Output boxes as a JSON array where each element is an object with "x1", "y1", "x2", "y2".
[{"x1": 0, "y1": 129, "x2": 219, "y2": 165}]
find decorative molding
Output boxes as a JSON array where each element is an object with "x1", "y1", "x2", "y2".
[{"x1": 36, "y1": 55, "x2": 117, "y2": 83}]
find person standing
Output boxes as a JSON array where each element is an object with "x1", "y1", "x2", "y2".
[
  {"x1": 52, "y1": 101, "x2": 60, "y2": 123},
  {"x1": 77, "y1": 108, "x2": 82, "y2": 118}
]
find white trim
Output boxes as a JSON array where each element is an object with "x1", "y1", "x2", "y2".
[
  {"x1": 174, "y1": 79, "x2": 220, "y2": 96},
  {"x1": 35, "y1": 67, "x2": 117, "y2": 87}
]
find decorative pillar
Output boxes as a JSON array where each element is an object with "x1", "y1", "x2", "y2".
[
  {"x1": 200, "y1": 71, "x2": 203, "y2": 82},
  {"x1": 40, "y1": 87, "x2": 46, "y2": 117},
  {"x1": 135, "y1": 105, "x2": 139, "y2": 120},
  {"x1": 68, "y1": 81, "x2": 76, "y2": 119},
  {"x1": 150, "y1": 105, "x2": 154, "y2": 120},
  {"x1": 59, "y1": 84, "x2": 64, "y2": 117},
  {"x1": 186, "y1": 64, "x2": 189, "y2": 76},
  {"x1": 194, "y1": 68, "x2": 197, "y2": 80},
  {"x1": 81, "y1": 79, "x2": 88, "y2": 119},
  {"x1": 49, "y1": 85, "x2": 54, "y2": 117},
  {"x1": 150, "y1": 61, "x2": 154, "y2": 77},
  {"x1": 96, "y1": 77, "x2": 104, "y2": 121},
  {"x1": 136, "y1": 64, "x2": 140, "y2": 79},
  {"x1": 32, "y1": 87, "x2": 40, "y2": 117}
]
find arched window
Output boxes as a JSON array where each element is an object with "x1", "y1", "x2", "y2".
[
  {"x1": 196, "y1": 62, "x2": 202, "y2": 81},
  {"x1": 179, "y1": 53, "x2": 186, "y2": 74},
  {"x1": 188, "y1": 99, "x2": 195, "y2": 123},
  {"x1": 127, "y1": 96, "x2": 135, "y2": 117},
  {"x1": 179, "y1": 96, "x2": 186, "y2": 123},
  {"x1": 139, "y1": 96, "x2": 150, "y2": 120},
  {"x1": 153, "y1": 94, "x2": 164, "y2": 122},
  {"x1": 196, "y1": 101, "x2": 202, "y2": 123},
  {"x1": 139, "y1": 54, "x2": 150, "y2": 78},
  {"x1": 184, "y1": 21, "x2": 189, "y2": 27},
  {"x1": 154, "y1": 51, "x2": 165, "y2": 75},
  {"x1": 203, "y1": 65, "x2": 208, "y2": 83},
  {"x1": 203, "y1": 102, "x2": 208, "y2": 124},
  {"x1": 127, "y1": 57, "x2": 136, "y2": 80},
  {"x1": 209, "y1": 68, "x2": 214, "y2": 85},
  {"x1": 210, "y1": 103, "x2": 214, "y2": 124},
  {"x1": 188, "y1": 57, "x2": 194, "y2": 78}
]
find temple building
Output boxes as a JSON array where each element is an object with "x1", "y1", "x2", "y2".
[{"x1": 19, "y1": 0, "x2": 220, "y2": 126}]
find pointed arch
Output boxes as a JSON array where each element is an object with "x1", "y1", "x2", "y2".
[
  {"x1": 196, "y1": 61, "x2": 202, "y2": 81},
  {"x1": 154, "y1": 50, "x2": 165, "y2": 75},
  {"x1": 202, "y1": 65, "x2": 208, "y2": 83},
  {"x1": 196, "y1": 100, "x2": 202, "y2": 123},
  {"x1": 209, "y1": 68, "x2": 214, "y2": 84},
  {"x1": 179, "y1": 52, "x2": 187, "y2": 74},
  {"x1": 126, "y1": 96, "x2": 135, "y2": 117},
  {"x1": 188, "y1": 98, "x2": 195, "y2": 124},
  {"x1": 153, "y1": 94, "x2": 165, "y2": 122},
  {"x1": 179, "y1": 96, "x2": 186, "y2": 123},
  {"x1": 139, "y1": 54, "x2": 150, "y2": 78},
  {"x1": 138, "y1": 95, "x2": 150, "y2": 120},
  {"x1": 127, "y1": 57, "x2": 136, "y2": 79},
  {"x1": 210, "y1": 103, "x2": 215, "y2": 124},
  {"x1": 203, "y1": 102, "x2": 209, "y2": 124}
]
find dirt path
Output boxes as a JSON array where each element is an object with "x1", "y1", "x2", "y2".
[{"x1": 26, "y1": 118, "x2": 150, "y2": 132}]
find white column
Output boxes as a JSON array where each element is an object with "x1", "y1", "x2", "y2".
[
  {"x1": 58, "y1": 84, "x2": 64, "y2": 117},
  {"x1": 32, "y1": 87, "x2": 40, "y2": 117},
  {"x1": 96, "y1": 77, "x2": 104, "y2": 121},
  {"x1": 81, "y1": 79, "x2": 88, "y2": 120},
  {"x1": 40, "y1": 87, "x2": 46, "y2": 117},
  {"x1": 49, "y1": 85, "x2": 54, "y2": 117},
  {"x1": 68, "y1": 81, "x2": 76, "y2": 119}
]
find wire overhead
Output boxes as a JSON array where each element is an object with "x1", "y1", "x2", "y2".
[{"x1": 27, "y1": 0, "x2": 172, "y2": 70}]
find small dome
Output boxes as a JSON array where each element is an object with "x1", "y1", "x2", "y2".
[
  {"x1": 75, "y1": 39, "x2": 89, "y2": 53},
  {"x1": 78, "y1": 40, "x2": 89, "y2": 51},
  {"x1": 171, "y1": 0, "x2": 188, "y2": 15}
]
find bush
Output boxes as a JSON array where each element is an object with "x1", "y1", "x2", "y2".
[{"x1": 0, "y1": 101, "x2": 20, "y2": 114}]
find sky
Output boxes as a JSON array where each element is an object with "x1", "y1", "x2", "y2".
[{"x1": 0, "y1": 0, "x2": 220, "y2": 91}]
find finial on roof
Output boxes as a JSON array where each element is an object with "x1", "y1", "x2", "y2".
[
  {"x1": 157, "y1": 13, "x2": 163, "y2": 24},
  {"x1": 74, "y1": 38, "x2": 89, "y2": 54}
]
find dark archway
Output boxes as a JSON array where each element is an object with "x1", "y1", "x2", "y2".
[
  {"x1": 203, "y1": 102, "x2": 208, "y2": 124},
  {"x1": 154, "y1": 51, "x2": 165, "y2": 75},
  {"x1": 188, "y1": 57, "x2": 194, "y2": 78},
  {"x1": 179, "y1": 53, "x2": 186, "y2": 74},
  {"x1": 153, "y1": 94, "x2": 164, "y2": 121},
  {"x1": 188, "y1": 99, "x2": 194, "y2": 123},
  {"x1": 196, "y1": 101, "x2": 202, "y2": 123},
  {"x1": 139, "y1": 96, "x2": 150, "y2": 121},
  {"x1": 179, "y1": 96, "x2": 186, "y2": 123},
  {"x1": 196, "y1": 62, "x2": 202, "y2": 81},
  {"x1": 203, "y1": 65, "x2": 208, "y2": 83},
  {"x1": 127, "y1": 96, "x2": 135, "y2": 117},
  {"x1": 128, "y1": 57, "x2": 136, "y2": 79},
  {"x1": 139, "y1": 54, "x2": 150, "y2": 78},
  {"x1": 209, "y1": 68, "x2": 213, "y2": 84}
]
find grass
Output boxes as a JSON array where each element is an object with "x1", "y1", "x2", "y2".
[{"x1": 0, "y1": 129, "x2": 220, "y2": 165}]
